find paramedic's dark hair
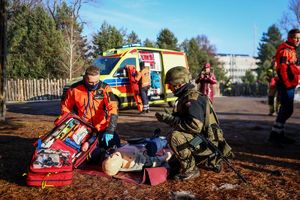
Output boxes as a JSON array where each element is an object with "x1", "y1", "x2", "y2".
[
  {"x1": 288, "y1": 29, "x2": 300, "y2": 38},
  {"x1": 85, "y1": 66, "x2": 100, "y2": 76},
  {"x1": 140, "y1": 61, "x2": 145, "y2": 69}
]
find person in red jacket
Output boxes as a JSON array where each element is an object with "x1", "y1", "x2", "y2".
[
  {"x1": 269, "y1": 29, "x2": 300, "y2": 145},
  {"x1": 135, "y1": 61, "x2": 151, "y2": 114},
  {"x1": 195, "y1": 63, "x2": 217, "y2": 102},
  {"x1": 61, "y1": 66, "x2": 120, "y2": 152}
]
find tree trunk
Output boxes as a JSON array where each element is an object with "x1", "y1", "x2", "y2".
[
  {"x1": 0, "y1": 0, "x2": 7, "y2": 121},
  {"x1": 69, "y1": 14, "x2": 74, "y2": 80}
]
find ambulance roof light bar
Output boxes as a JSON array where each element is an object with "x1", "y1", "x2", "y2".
[{"x1": 115, "y1": 43, "x2": 142, "y2": 49}]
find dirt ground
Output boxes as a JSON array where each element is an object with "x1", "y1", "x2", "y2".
[{"x1": 0, "y1": 96, "x2": 300, "y2": 200}]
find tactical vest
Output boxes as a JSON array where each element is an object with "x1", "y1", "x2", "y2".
[{"x1": 177, "y1": 90, "x2": 232, "y2": 168}]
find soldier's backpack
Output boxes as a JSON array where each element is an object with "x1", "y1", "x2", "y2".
[
  {"x1": 26, "y1": 113, "x2": 98, "y2": 188},
  {"x1": 195, "y1": 97, "x2": 232, "y2": 169}
]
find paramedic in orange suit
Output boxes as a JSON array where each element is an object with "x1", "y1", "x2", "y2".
[
  {"x1": 135, "y1": 61, "x2": 151, "y2": 113},
  {"x1": 269, "y1": 29, "x2": 300, "y2": 145},
  {"x1": 61, "y1": 66, "x2": 120, "y2": 149}
]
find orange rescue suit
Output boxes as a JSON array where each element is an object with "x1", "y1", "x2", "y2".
[
  {"x1": 135, "y1": 66, "x2": 150, "y2": 88},
  {"x1": 275, "y1": 42, "x2": 300, "y2": 89},
  {"x1": 61, "y1": 80, "x2": 118, "y2": 132}
]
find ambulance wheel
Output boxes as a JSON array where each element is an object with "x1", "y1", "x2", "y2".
[{"x1": 168, "y1": 101, "x2": 175, "y2": 107}]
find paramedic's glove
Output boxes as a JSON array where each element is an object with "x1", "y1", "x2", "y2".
[
  {"x1": 286, "y1": 88, "x2": 295, "y2": 99},
  {"x1": 155, "y1": 112, "x2": 180, "y2": 126},
  {"x1": 102, "y1": 132, "x2": 114, "y2": 146}
]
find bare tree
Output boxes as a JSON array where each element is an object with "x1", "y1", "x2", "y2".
[
  {"x1": 0, "y1": 0, "x2": 7, "y2": 121},
  {"x1": 280, "y1": 0, "x2": 300, "y2": 32},
  {"x1": 195, "y1": 35, "x2": 217, "y2": 56},
  {"x1": 46, "y1": 0, "x2": 88, "y2": 79}
]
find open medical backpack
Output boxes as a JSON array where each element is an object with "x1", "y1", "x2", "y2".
[{"x1": 26, "y1": 113, "x2": 98, "y2": 188}]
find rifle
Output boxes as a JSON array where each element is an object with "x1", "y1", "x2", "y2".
[{"x1": 193, "y1": 133, "x2": 247, "y2": 184}]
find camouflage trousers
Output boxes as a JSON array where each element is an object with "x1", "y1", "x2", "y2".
[
  {"x1": 168, "y1": 129, "x2": 232, "y2": 173},
  {"x1": 168, "y1": 130, "x2": 216, "y2": 173}
]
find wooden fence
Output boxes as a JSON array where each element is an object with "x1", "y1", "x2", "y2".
[
  {"x1": 6, "y1": 78, "x2": 69, "y2": 102},
  {"x1": 5, "y1": 78, "x2": 269, "y2": 102}
]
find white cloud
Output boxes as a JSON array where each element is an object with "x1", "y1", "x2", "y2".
[{"x1": 80, "y1": 5, "x2": 160, "y2": 32}]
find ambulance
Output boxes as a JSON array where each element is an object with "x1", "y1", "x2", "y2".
[{"x1": 63, "y1": 44, "x2": 189, "y2": 108}]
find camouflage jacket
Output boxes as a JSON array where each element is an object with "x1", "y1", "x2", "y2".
[{"x1": 172, "y1": 83, "x2": 218, "y2": 135}]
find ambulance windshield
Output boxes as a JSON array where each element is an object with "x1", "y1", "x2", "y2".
[{"x1": 94, "y1": 57, "x2": 120, "y2": 75}]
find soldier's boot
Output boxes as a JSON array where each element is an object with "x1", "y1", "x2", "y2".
[
  {"x1": 213, "y1": 162, "x2": 223, "y2": 173},
  {"x1": 268, "y1": 131, "x2": 282, "y2": 145},
  {"x1": 174, "y1": 167, "x2": 200, "y2": 181}
]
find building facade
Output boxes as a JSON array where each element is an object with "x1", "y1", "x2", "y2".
[{"x1": 216, "y1": 54, "x2": 258, "y2": 83}]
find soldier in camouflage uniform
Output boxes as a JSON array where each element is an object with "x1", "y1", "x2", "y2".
[{"x1": 155, "y1": 66, "x2": 232, "y2": 181}]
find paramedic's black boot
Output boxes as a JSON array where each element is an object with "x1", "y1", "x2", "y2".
[
  {"x1": 146, "y1": 109, "x2": 150, "y2": 113},
  {"x1": 174, "y1": 167, "x2": 200, "y2": 181},
  {"x1": 268, "y1": 131, "x2": 283, "y2": 147},
  {"x1": 139, "y1": 110, "x2": 146, "y2": 114},
  {"x1": 279, "y1": 133, "x2": 295, "y2": 144}
]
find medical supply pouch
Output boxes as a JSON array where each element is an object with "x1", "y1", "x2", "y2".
[
  {"x1": 26, "y1": 147, "x2": 73, "y2": 188},
  {"x1": 27, "y1": 113, "x2": 98, "y2": 187},
  {"x1": 39, "y1": 113, "x2": 98, "y2": 168}
]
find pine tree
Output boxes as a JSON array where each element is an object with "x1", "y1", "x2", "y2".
[
  {"x1": 92, "y1": 21, "x2": 124, "y2": 58},
  {"x1": 156, "y1": 28, "x2": 178, "y2": 50},
  {"x1": 143, "y1": 38, "x2": 156, "y2": 48},
  {"x1": 126, "y1": 31, "x2": 141, "y2": 45},
  {"x1": 7, "y1": 5, "x2": 63, "y2": 78},
  {"x1": 256, "y1": 24, "x2": 282, "y2": 83}
]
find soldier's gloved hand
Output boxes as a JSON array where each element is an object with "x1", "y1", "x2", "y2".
[
  {"x1": 155, "y1": 112, "x2": 180, "y2": 125},
  {"x1": 155, "y1": 112, "x2": 170, "y2": 122},
  {"x1": 101, "y1": 132, "x2": 114, "y2": 146}
]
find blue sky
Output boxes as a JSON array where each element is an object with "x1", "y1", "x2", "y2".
[{"x1": 80, "y1": 0, "x2": 288, "y2": 56}]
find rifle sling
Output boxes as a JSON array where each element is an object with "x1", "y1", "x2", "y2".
[
  {"x1": 177, "y1": 135, "x2": 204, "y2": 152},
  {"x1": 176, "y1": 97, "x2": 216, "y2": 152}
]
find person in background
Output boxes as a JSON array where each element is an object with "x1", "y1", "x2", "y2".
[
  {"x1": 266, "y1": 58, "x2": 280, "y2": 116},
  {"x1": 61, "y1": 66, "x2": 120, "y2": 161},
  {"x1": 269, "y1": 29, "x2": 300, "y2": 145},
  {"x1": 135, "y1": 61, "x2": 151, "y2": 114},
  {"x1": 195, "y1": 63, "x2": 217, "y2": 102}
]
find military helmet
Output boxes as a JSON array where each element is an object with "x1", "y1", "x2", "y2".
[
  {"x1": 102, "y1": 152, "x2": 123, "y2": 176},
  {"x1": 165, "y1": 66, "x2": 190, "y2": 85}
]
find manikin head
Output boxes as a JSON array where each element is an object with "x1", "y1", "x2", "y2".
[{"x1": 102, "y1": 151, "x2": 123, "y2": 176}]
